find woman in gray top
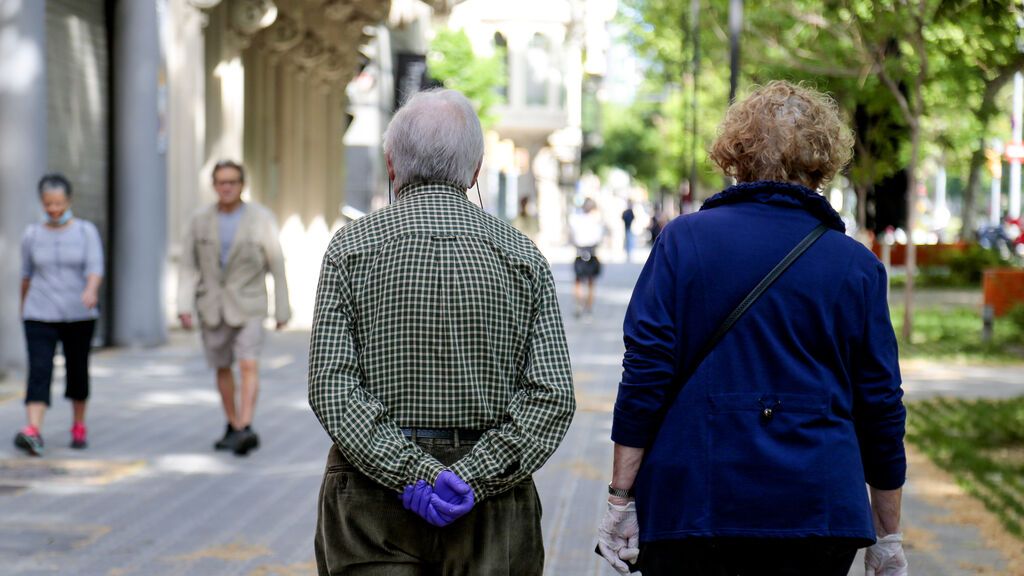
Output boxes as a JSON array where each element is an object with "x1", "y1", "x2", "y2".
[{"x1": 14, "y1": 174, "x2": 104, "y2": 456}]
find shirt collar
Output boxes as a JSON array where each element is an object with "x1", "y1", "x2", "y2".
[
  {"x1": 700, "y1": 180, "x2": 846, "y2": 232},
  {"x1": 397, "y1": 182, "x2": 469, "y2": 201}
]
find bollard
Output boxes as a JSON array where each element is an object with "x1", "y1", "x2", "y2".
[{"x1": 982, "y1": 305, "x2": 995, "y2": 343}]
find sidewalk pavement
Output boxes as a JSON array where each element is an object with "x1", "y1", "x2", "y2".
[{"x1": 0, "y1": 260, "x2": 1020, "y2": 575}]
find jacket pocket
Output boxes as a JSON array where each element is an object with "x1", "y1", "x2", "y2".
[
  {"x1": 196, "y1": 236, "x2": 218, "y2": 270},
  {"x1": 707, "y1": 392, "x2": 830, "y2": 531},
  {"x1": 232, "y1": 239, "x2": 264, "y2": 268}
]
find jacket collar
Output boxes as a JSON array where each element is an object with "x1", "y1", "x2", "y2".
[{"x1": 700, "y1": 180, "x2": 846, "y2": 232}]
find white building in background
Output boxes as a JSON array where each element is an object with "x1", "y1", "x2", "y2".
[{"x1": 447, "y1": 0, "x2": 617, "y2": 250}]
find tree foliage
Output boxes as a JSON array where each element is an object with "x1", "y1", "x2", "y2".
[
  {"x1": 427, "y1": 29, "x2": 507, "y2": 128},
  {"x1": 594, "y1": 0, "x2": 1024, "y2": 235}
]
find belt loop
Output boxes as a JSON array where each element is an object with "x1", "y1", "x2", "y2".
[
  {"x1": 411, "y1": 428, "x2": 418, "y2": 443},
  {"x1": 453, "y1": 428, "x2": 461, "y2": 449}
]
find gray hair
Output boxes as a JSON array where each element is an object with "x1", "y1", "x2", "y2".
[{"x1": 383, "y1": 88, "x2": 484, "y2": 193}]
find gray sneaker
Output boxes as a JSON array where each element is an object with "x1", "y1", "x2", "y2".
[{"x1": 14, "y1": 431, "x2": 44, "y2": 457}]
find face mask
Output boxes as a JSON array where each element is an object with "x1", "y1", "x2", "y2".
[{"x1": 47, "y1": 209, "x2": 73, "y2": 226}]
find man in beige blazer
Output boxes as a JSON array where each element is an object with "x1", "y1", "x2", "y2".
[{"x1": 177, "y1": 160, "x2": 290, "y2": 456}]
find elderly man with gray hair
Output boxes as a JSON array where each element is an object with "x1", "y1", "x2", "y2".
[{"x1": 308, "y1": 88, "x2": 575, "y2": 574}]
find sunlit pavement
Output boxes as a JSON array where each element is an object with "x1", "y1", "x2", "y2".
[{"x1": 0, "y1": 255, "x2": 1020, "y2": 575}]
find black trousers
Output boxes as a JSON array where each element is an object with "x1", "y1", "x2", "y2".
[
  {"x1": 639, "y1": 538, "x2": 859, "y2": 576},
  {"x1": 24, "y1": 320, "x2": 96, "y2": 406},
  {"x1": 315, "y1": 441, "x2": 544, "y2": 576}
]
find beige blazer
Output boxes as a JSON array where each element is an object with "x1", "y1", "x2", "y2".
[{"x1": 177, "y1": 202, "x2": 291, "y2": 328}]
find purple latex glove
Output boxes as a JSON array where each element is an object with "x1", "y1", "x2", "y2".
[
  {"x1": 401, "y1": 480, "x2": 446, "y2": 527},
  {"x1": 430, "y1": 470, "x2": 475, "y2": 525}
]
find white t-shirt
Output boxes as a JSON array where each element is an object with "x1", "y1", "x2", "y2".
[{"x1": 569, "y1": 210, "x2": 604, "y2": 248}]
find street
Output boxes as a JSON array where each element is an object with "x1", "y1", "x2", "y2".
[{"x1": 0, "y1": 259, "x2": 1020, "y2": 575}]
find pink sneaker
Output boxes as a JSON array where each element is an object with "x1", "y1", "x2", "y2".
[
  {"x1": 14, "y1": 426, "x2": 44, "y2": 456},
  {"x1": 71, "y1": 423, "x2": 87, "y2": 449}
]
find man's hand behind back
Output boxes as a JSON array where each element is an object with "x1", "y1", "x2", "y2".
[
  {"x1": 432, "y1": 471, "x2": 474, "y2": 523},
  {"x1": 401, "y1": 471, "x2": 475, "y2": 527}
]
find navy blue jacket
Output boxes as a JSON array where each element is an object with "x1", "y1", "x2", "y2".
[{"x1": 612, "y1": 181, "x2": 906, "y2": 544}]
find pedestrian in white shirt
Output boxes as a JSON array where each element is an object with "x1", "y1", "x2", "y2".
[{"x1": 569, "y1": 197, "x2": 605, "y2": 319}]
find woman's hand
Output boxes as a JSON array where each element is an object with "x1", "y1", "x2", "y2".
[{"x1": 81, "y1": 288, "x2": 98, "y2": 309}]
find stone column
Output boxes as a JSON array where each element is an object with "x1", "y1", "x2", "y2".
[
  {"x1": 305, "y1": 83, "x2": 329, "y2": 224},
  {"x1": 243, "y1": 44, "x2": 265, "y2": 201},
  {"x1": 0, "y1": 0, "x2": 47, "y2": 376},
  {"x1": 112, "y1": 0, "x2": 167, "y2": 346},
  {"x1": 167, "y1": 2, "x2": 208, "y2": 323},
  {"x1": 506, "y1": 28, "x2": 529, "y2": 109}
]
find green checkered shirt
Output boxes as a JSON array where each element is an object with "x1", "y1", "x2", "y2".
[{"x1": 308, "y1": 183, "x2": 575, "y2": 499}]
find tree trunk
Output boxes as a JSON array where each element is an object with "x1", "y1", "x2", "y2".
[
  {"x1": 961, "y1": 142, "x2": 985, "y2": 242},
  {"x1": 902, "y1": 123, "x2": 920, "y2": 343}
]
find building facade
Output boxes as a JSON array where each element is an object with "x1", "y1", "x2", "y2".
[
  {"x1": 448, "y1": 0, "x2": 615, "y2": 249},
  {"x1": 0, "y1": 0, "x2": 397, "y2": 377},
  {"x1": 0, "y1": 0, "x2": 614, "y2": 378}
]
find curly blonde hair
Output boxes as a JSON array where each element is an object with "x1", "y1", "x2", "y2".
[{"x1": 709, "y1": 81, "x2": 854, "y2": 190}]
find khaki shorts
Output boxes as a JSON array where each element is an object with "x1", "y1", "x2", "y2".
[{"x1": 200, "y1": 318, "x2": 265, "y2": 369}]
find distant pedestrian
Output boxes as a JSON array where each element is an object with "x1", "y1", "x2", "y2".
[
  {"x1": 597, "y1": 81, "x2": 908, "y2": 576},
  {"x1": 176, "y1": 160, "x2": 290, "y2": 456},
  {"x1": 15, "y1": 173, "x2": 104, "y2": 456},
  {"x1": 647, "y1": 204, "x2": 665, "y2": 245},
  {"x1": 570, "y1": 197, "x2": 605, "y2": 319},
  {"x1": 512, "y1": 196, "x2": 540, "y2": 240},
  {"x1": 308, "y1": 88, "x2": 575, "y2": 575},
  {"x1": 622, "y1": 201, "x2": 635, "y2": 262}
]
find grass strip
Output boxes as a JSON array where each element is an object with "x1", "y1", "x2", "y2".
[{"x1": 906, "y1": 397, "x2": 1024, "y2": 540}]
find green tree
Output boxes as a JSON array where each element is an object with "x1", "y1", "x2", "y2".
[
  {"x1": 610, "y1": 0, "x2": 733, "y2": 197},
  {"x1": 427, "y1": 29, "x2": 506, "y2": 128},
  {"x1": 742, "y1": 0, "x2": 1024, "y2": 338},
  {"x1": 583, "y1": 101, "x2": 661, "y2": 186},
  {"x1": 927, "y1": 1, "x2": 1024, "y2": 239}
]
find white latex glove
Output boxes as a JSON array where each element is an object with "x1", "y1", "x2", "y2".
[
  {"x1": 865, "y1": 532, "x2": 908, "y2": 576},
  {"x1": 597, "y1": 500, "x2": 639, "y2": 574}
]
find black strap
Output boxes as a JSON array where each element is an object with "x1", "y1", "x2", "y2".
[{"x1": 686, "y1": 224, "x2": 829, "y2": 381}]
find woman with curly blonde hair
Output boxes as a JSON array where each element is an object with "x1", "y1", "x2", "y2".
[{"x1": 597, "y1": 81, "x2": 907, "y2": 575}]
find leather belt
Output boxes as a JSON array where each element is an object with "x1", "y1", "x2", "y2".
[{"x1": 400, "y1": 427, "x2": 486, "y2": 442}]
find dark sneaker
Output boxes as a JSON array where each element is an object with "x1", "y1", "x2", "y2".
[
  {"x1": 233, "y1": 427, "x2": 259, "y2": 456},
  {"x1": 70, "y1": 423, "x2": 87, "y2": 449},
  {"x1": 214, "y1": 424, "x2": 241, "y2": 450},
  {"x1": 14, "y1": 430, "x2": 44, "y2": 456}
]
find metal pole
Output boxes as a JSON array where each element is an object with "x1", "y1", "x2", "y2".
[
  {"x1": 688, "y1": 0, "x2": 700, "y2": 199},
  {"x1": 992, "y1": 174, "x2": 1004, "y2": 224},
  {"x1": 0, "y1": 0, "x2": 47, "y2": 376},
  {"x1": 112, "y1": 0, "x2": 167, "y2": 346},
  {"x1": 935, "y1": 163, "x2": 948, "y2": 240},
  {"x1": 1010, "y1": 72, "x2": 1023, "y2": 219},
  {"x1": 991, "y1": 140, "x2": 1004, "y2": 225},
  {"x1": 728, "y1": 0, "x2": 743, "y2": 104},
  {"x1": 680, "y1": 5, "x2": 687, "y2": 191}
]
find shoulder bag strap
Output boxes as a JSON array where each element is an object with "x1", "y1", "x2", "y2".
[{"x1": 684, "y1": 223, "x2": 829, "y2": 383}]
